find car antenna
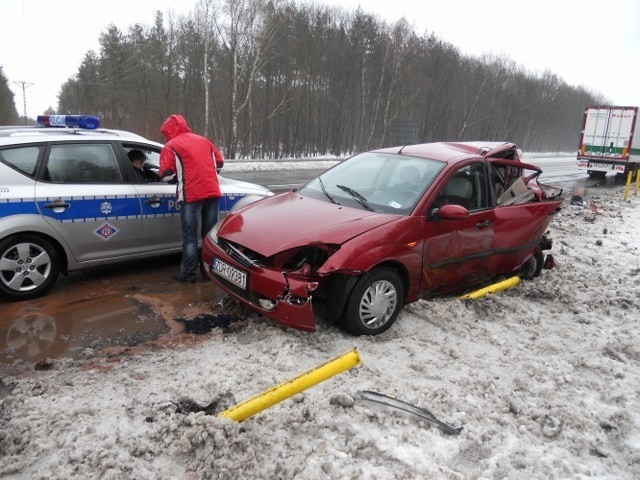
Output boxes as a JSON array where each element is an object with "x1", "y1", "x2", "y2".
[{"x1": 398, "y1": 145, "x2": 407, "y2": 154}]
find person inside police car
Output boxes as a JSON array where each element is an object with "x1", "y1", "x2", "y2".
[{"x1": 127, "y1": 149, "x2": 148, "y2": 183}]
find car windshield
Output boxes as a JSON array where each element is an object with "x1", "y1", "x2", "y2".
[{"x1": 299, "y1": 152, "x2": 445, "y2": 214}]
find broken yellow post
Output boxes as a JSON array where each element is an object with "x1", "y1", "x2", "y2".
[
  {"x1": 623, "y1": 170, "x2": 633, "y2": 201},
  {"x1": 219, "y1": 348, "x2": 362, "y2": 422},
  {"x1": 459, "y1": 276, "x2": 521, "y2": 300}
]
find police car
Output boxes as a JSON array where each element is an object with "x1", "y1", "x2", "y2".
[{"x1": 0, "y1": 115, "x2": 273, "y2": 300}]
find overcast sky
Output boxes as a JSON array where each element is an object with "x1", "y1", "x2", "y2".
[{"x1": 1, "y1": 0, "x2": 639, "y2": 119}]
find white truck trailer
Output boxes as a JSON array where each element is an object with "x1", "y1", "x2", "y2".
[{"x1": 577, "y1": 105, "x2": 639, "y2": 178}]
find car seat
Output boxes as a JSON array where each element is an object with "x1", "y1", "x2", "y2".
[
  {"x1": 398, "y1": 165, "x2": 422, "y2": 194},
  {"x1": 442, "y1": 176, "x2": 474, "y2": 209}
]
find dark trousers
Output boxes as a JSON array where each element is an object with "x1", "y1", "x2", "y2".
[{"x1": 179, "y1": 197, "x2": 219, "y2": 280}]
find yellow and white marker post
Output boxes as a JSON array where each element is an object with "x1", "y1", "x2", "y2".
[{"x1": 219, "y1": 348, "x2": 362, "y2": 422}]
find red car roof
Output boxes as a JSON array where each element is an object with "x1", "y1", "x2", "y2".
[{"x1": 373, "y1": 141, "x2": 516, "y2": 162}]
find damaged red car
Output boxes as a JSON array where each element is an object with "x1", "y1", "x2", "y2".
[{"x1": 201, "y1": 142, "x2": 563, "y2": 336}]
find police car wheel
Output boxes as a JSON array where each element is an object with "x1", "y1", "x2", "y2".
[{"x1": 0, "y1": 235, "x2": 61, "y2": 301}]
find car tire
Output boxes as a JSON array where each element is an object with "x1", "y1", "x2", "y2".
[
  {"x1": 518, "y1": 249, "x2": 544, "y2": 280},
  {"x1": 0, "y1": 235, "x2": 61, "y2": 300},
  {"x1": 340, "y1": 267, "x2": 404, "y2": 336}
]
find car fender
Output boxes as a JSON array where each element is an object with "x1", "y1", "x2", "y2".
[
  {"x1": 317, "y1": 216, "x2": 422, "y2": 299},
  {"x1": 0, "y1": 214, "x2": 72, "y2": 268}
]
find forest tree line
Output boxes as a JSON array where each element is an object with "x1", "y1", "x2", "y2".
[
  {"x1": 0, "y1": 67, "x2": 19, "y2": 125},
  {"x1": 5, "y1": 0, "x2": 605, "y2": 157}
]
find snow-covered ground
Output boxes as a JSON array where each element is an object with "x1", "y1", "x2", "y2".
[
  {"x1": 223, "y1": 158, "x2": 341, "y2": 173},
  {"x1": 1, "y1": 181, "x2": 639, "y2": 479}
]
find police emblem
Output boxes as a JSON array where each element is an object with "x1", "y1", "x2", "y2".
[
  {"x1": 100, "y1": 201, "x2": 113, "y2": 215},
  {"x1": 94, "y1": 222, "x2": 119, "y2": 240}
]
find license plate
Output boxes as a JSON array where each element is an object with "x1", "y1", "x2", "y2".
[
  {"x1": 588, "y1": 162, "x2": 610, "y2": 169},
  {"x1": 212, "y1": 258, "x2": 247, "y2": 290}
]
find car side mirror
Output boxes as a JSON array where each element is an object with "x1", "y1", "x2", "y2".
[{"x1": 435, "y1": 204, "x2": 469, "y2": 220}]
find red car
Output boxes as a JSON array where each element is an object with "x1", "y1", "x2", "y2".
[{"x1": 202, "y1": 142, "x2": 563, "y2": 335}]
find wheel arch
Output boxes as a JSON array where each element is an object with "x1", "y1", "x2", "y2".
[
  {"x1": 337, "y1": 263, "x2": 406, "y2": 336},
  {"x1": 326, "y1": 259, "x2": 410, "y2": 322},
  {"x1": 371, "y1": 260, "x2": 411, "y2": 300}
]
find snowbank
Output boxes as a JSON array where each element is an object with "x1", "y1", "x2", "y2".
[
  {"x1": 222, "y1": 159, "x2": 340, "y2": 173},
  {"x1": 1, "y1": 186, "x2": 639, "y2": 479}
]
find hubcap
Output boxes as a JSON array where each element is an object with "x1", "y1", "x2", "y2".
[
  {"x1": 358, "y1": 279, "x2": 398, "y2": 329},
  {"x1": 0, "y1": 242, "x2": 51, "y2": 292}
]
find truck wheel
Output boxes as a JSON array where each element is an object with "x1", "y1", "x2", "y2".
[
  {"x1": 0, "y1": 235, "x2": 61, "y2": 300},
  {"x1": 340, "y1": 267, "x2": 404, "y2": 336},
  {"x1": 587, "y1": 170, "x2": 606, "y2": 179}
]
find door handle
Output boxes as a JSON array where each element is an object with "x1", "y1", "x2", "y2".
[
  {"x1": 475, "y1": 220, "x2": 491, "y2": 228},
  {"x1": 44, "y1": 199, "x2": 70, "y2": 209},
  {"x1": 144, "y1": 195, "x2": 162, "y2": 207}
]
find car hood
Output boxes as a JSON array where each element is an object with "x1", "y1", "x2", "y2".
[
  {"x1": 218, "y1": 175, "x2": 273, "y2": 196},
  {"x1": 218, "y1": 191, "x2": 402, "y2": 256}
]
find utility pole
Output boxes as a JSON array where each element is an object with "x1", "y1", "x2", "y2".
[{"x1": 13, "y1": 80, "x2": 34, "y2": 124}]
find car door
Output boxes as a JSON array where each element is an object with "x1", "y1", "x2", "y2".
[
  {"x1": 35, "y1": 142, "x2": 143, "y2": 262},
  {"x1": 420, "y1": 161, "x2": 495, "y2": 294},
  {"x1": 488, "y1": 159, "x2": 560, "y2": 276},
  {"x1": 121, "y1": 144, "x2": 183, "y2": 253}
]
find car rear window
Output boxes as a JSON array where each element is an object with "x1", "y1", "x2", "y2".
[{"x1": 0, "y1": 145, "x2": 42, "y2": 177}]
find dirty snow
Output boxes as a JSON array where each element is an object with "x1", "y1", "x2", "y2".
[
  {"x1": 1, "y1": 182, "x2": 640, "y2": 479},
  {"x1": 223, "y1": 159, "x2": 341, "y2": 173}
]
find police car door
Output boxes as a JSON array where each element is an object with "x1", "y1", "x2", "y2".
[
  {"x1": 35, "y1": 142, "x2": 143, "y2": 262},
  {"x1": 123, "y1": 144, "x2": 183, "y2": 252}
]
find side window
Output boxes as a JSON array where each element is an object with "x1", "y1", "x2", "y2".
[
  {"x1": 0, "y1": 146, "x2": 42, "y2": 177},
  {"x1": 124, "y1": 144, "x2": 163, "y2": 183},
  {"x1": 45, "y1": 144, "x2": 122, "y2": 183},
  {"x1": 433, "y1": 163, "x2": 489, "y2": 211}
]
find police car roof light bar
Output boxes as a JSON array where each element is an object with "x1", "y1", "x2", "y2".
[{"x1": 36, "y1": 115, "x2": 101, "y2": 130}]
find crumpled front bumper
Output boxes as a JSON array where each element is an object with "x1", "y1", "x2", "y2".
[{"x1": 201, "y1": 240, "x2": 319, "y2": 332}]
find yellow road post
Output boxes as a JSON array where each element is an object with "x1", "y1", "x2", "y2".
[
  {"x1": 624, "y1": 170, "x2": 633, "y2": 201},
  {"x1": 220, "y1": 348, "x2": 362, "y2": 422},
  {"x1": 459, "y1": 276, "x2": 521, "y2": 300}
]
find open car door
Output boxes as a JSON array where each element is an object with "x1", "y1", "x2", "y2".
[{"x1": 487, "y1": 158, "x2": 563, "y2": 276}]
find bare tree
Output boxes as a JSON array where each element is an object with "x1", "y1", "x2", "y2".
[
  {"x1": 195, "y1": 0, "x2": 217, "y2": 137},
  {"x1": 55, "y1": 1, "x2": 603, "y2": 154},
  {"x1": 213, "y1": 0, "x2": 275, "y2": 158}
]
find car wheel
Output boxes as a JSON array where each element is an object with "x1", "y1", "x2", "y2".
[
  {"x1": 0, "y1": 235, "x2": 61, "y2": 300},
  {"x1": 340, "y1": 267, "x2": 404, "y2": 336},
  {"x1": 519, "y1": 249, "x2": 544, "y2": 280}
]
